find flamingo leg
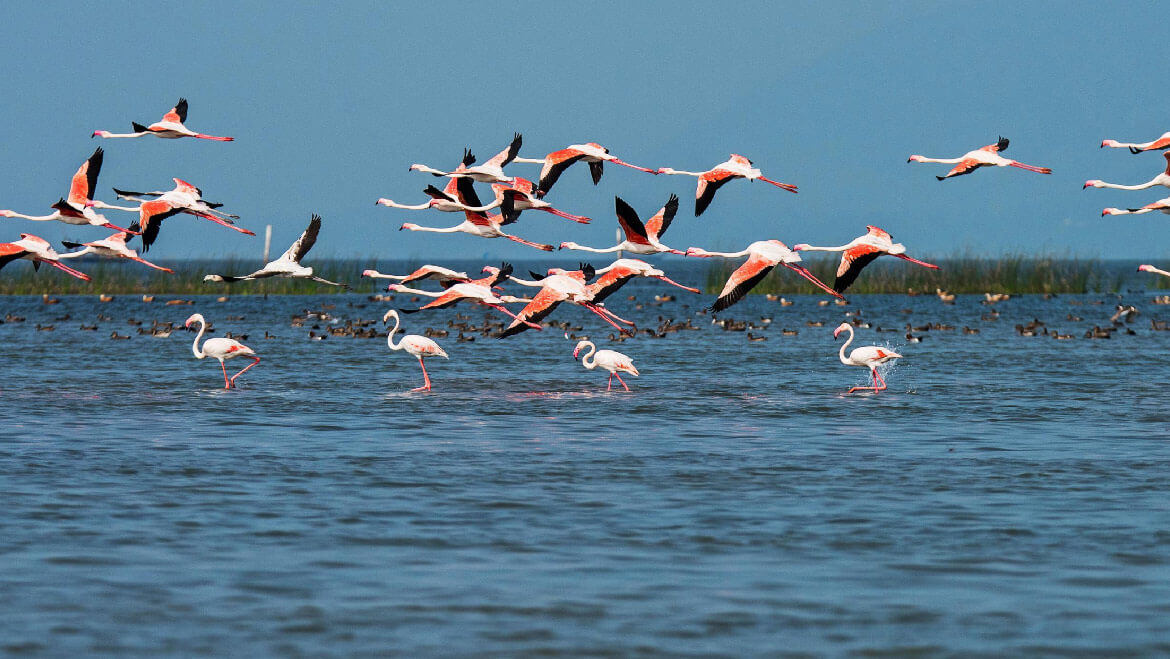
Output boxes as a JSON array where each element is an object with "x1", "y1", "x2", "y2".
[
  {"x1": 538, "y1": 207, "x2": 591, "y2": 224},
  {"x1": 874, "y1": 369, "x2": 888, "y2": 392},
  {"x1": 503, "y1": 233, "x2": 555, "y2": 251},
  {"x1": 784, "y1": 263, "x2": 845, "y2": 300},
  {"x1": 589, "y1": 303, "x2": 636, "y2": 326},
  {"x1": 220, "y1": 360, "x2": 231, "y2": 389},
  {"x1": 582, "y1": 303, "x2": 635, "y2": 336},
  {"x1": 758, "y1": 176, "x2": 799, "y2": 193},
  {"x1": 229, "y1": 356, "x2": 261, "y2": 387},
  {"x1": 130, "y1": 256, "x2": 174, "y2": 273},
  {"x1": 1008, "y1": 162, "x2": 1052, "y2": 174},
  {"x1": 613, "y1": 372, "x2": 630, "y2": 392},
  {"x1": 482, "y1": 302, "x2": 542, "y2": 330},
  {"x1": 607, "y1": 373, "x2": 613, "y2": 391},
  {"x1": 413, "y1": 356, "x2": 432, "y2": 392},
  {"x1": 609, "y1": 158, "x2": 658, "y2": 174},
  {"x1": 653, "y1": 275, "x2": 701, "y2": 293},
  {"x1": 102, "y1": 221, "x2": 141, "y2": 235},
  {"x1": 186, "y1": 210, "x2": 256, "y2": 235},
  {"x1": 892, "y1": 253, "x2": 939, "y2": 269},
  {"x1": 194, "y1": 133, "x2": 234, "y2": 141},
  {"x1": 44, "y1": 259, "x2": 91, "y2": 281}
]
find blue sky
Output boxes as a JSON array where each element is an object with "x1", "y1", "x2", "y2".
[{"x1": 2, "y1": 2, "x2": 1168, "y2": 262}]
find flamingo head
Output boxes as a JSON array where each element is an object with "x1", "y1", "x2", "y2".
[
  {"x1": 791, "y1": 243, "x2": 809, "y2": 251},
  {"x1": 683, "y1": 247, "x2": 709, "y2": 258},
  {"x1": 375, "y1": 198, "x2": 391, "y2": 206},
  {"x1": 1138, "y1": 264, "x2": 1156, "y2": 273},
  {"x1": 572, "y1": 340, "x2": 591, "y2": 359},
  {"x1": 907, "y1": 155, "x2": 924, "y2": 163},
  {"x1": 558, "y1": 241, "x2": 575, "y2": 250},
  {"x1": 387, "y1": 283, "x2": 406, "y2": 292},
  {"x1": 361, "y1": 269, "x2": 376, "y2": 277},
  {"x1": 0, "y1": 210, "x2": 13, "y2": 217},
  {"x1": 183, "y1": 313, "x2": 203, "y2": 329},
  {"x1": 202, "y1": 275, "x2": 225, "y2": 283},
  {"x1": 91, "y1": 130, "x2": 108, "y2": 139},
  {"x1": 382, "y1": 309, "x2": 398, "y2": 323},
  {"x1": 400, "y1": 223, "x2": 417, "y2": 231},
  {"x1": 832, "y1": 322, "x2": 851, "y2": 338},
  {"x1": 1083, "y1": 180, "x2": 1101, "y2": 189},
  {"x1": 1102, "y1": 208, "x2": 1119, "y2": 216},
  {"x1": 1101, "y1": 139, "x2": 1119, "y2": 148}
]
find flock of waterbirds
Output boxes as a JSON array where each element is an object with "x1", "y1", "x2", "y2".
[{"x1": 4, "y1": 98, "x2": 1170, "y2": 392}]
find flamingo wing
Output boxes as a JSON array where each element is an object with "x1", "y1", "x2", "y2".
[
  {"x1": 588, "y1": 160, "x2": 604, "y2": 185},
  {"x1": 940, "y1": 158, "x2": 984, "y2": 179},
  {"x1": 68, "y1": 147, "x2": 104, "y2": 205},
  {"x1": 278, "y1": 214, "x2": 321, "y2": 264},
  {"x1": 613, "y1": 197, "x2": 651, "y2": 246},
  {"x1": 423, "y1": 185, "x2": 457, "y2": 202},
  {"x1": 695, "y1": 169, "x2": 736, "y2": 217},
  {"x1": 536, "y1": 149, "x2": 585, "y2": 197},
  {"x1": 137, "y1": 201, "x2": 184, "y2": 252},
  {"x1": 834, "y1": 244, "x2": 883, "y2": 293},
  {"x1": 485, "y1": 262, "x2": 514, "y2": 288},
  {"x1": 484, "y1": 133, "x2": 522, "y2": 168},
  {"x1": 499, "y1": 288, "x2": 565, "y2": 338},
  {"x1": 1139, "y1": 135, "x2": 1170, "y2": 152},
  {"x1": 643, "y1": 194, "x2": 679, "y2": 239},
  {"x1": 710, "y1": 254, "x2": 775, "y2": 312},
  {"x1": 0, "y1": 243, "x2": 29, "y2": 270},
  {"x1": 164, "y1": 98, "x2": 188, "y2": 123},
  {"x1": 586, "y1": 267, "x2": 634, "y2": 303}
]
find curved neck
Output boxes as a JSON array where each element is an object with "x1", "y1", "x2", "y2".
[
  {"x1": 386, "y1": 313, "x2": 403, "y2": 351},
  {"x1": 837, "y1": 327, "x2": 854, "y2": 365},
  {"x1": 191, "y1": 318, "x2": 207, "y2": 358},
  {"x1": 578, "y1": 342, "x2": 598, "y2": 369}
]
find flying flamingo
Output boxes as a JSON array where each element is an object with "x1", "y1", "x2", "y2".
[
  {"x1": 91, "y1": 179, "x2": 252, "y2": 244},
  {"x1": 510, "y1": 142, "x2": 657, "y2": 198},
  {"x1": 833, "y1": 322, "x2": 901, "y2": 394},
  {"x1": 499, "y1": 265, "x2": 637, "y2": 338},
  {"x1": 387, "y1": 264, "x2": 542, "y2": 329},
  {"x1": 685, "y1": 240, "x2": 843, "y2": 312},
  {"x1": 379, "y1": 150, "x2": 499, "y2": 212},
  {"x1": 399, "y1": 177, "x2": 554, "y2": 251},
  {"x1": 56, "y1": 229, "x2": 173, "y2": 272},
  {"x1": 495, "y1": 177, "x2": 590, "y2": 224},
  {"x1": 657, "y1": 154, "x2": 798, "y2": 216},
  {"x1": 362, "y1": 264, "x2": 470, "y2": 284},
  {"x1": 203, "y1": 215, "x2": 346, "y2": 286},
  {"x1": 383, "y1": 309, "x2": 448, "y2": 392},
  {"x1": 184, "y1": 313, "x2": 261, "y2": 389},
  {"x1": 572, "y1": 340, "x2": 639, "y2": 392},
  {"x1": 1102, "y1": 196, "x2": 1170, "y2": 217},
  {"x1": 587, "y1": 258, "x2": 700, "y2": 303},
  {"x1": 1138, "y1": 264, "x2": 1170, "y2": 278},
  {"x1": 410, "y1": 134, "x2": 522, "y2": 184},
  {"x1": 793, "y1": 225, "x2": 938, "y2": 293},
  {"x1": 560, "y1": 195, "x2": 684, "y2": 255},
  {"x1": 93, "y1": 98, "x2": 233, "y2": 141},
  {"x1": 0, "y1": 147, "x2": 138, "y2": 234},
  {"x1": 908, "y1": 137, "x2": 1052, "y2": 180},
  {"x1": 1084, "y1": 152, "x2": 1170, "y2": 191},
  {"x1": 1101, "y1": 132, "x2": 1170, "y2": 154},
  {"x1": 0, "y1": 233, "x2": 91, "y2": 280}
]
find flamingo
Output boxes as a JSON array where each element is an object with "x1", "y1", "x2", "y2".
[
  {"x1": 0, "y1": 147, "x2": 137, "y2": 234},
  {"x1": 184, "y1": 313, "x2": 261, "y2": 389},
  {"x1": 793, "y1": 225, "x2": 938, "y2": 293},
  {"x1": 833, "y1": 323, "x2": 901, "y2": 394},
  {"x1": 93, "y1": 98, "x2": 233, "y2": 141},
  {"x1": 495, "y1": 177, "x2": 590, "y2": 224},
  {"x1": 203, "y1": 214, "x2": 346, "y2": 287},
  {"x1": 908, "y1": 136, "x2": 1052, "y2": 180},
  {"x1": 383, "y1": 309, "x2": 448, "y2": 392},
  {"x1": 1085, "y1": 152, "x2": 1170, "y2": 191},
  {"x1": 657, "y1": 154, "x2": 798, "y2": 216},
  {"x1": 685, "y1": 240, "x2": 843, "y2": 312},
  {"x1": 0, "y1": 233, "x2": 91, "y2": 281},
  {"x1": 56, "y1": 229, "x2": 173, "y2": 272},
  {"x1": 572, "y1": 340, "x2": 639, "y2": 392},
  {"x1": 410, "y1": 134, "x2": 522, "y2": 184},
  {"x1": 362, "y1": 264, "x2": 470, "y2": 284},
  {"x1": 378, "y1": 150, "x2": 499, "y2": 212},
  {"x1": 510, "y1": 142, "x2": 657, "y2": 198},
  {"x1": 1101, "y1": 132, "x2": 1170, "y2": 154},
  {"x1": 1102, "y1": 196, "x2": 1170, "y2": 216},
  {"x1": 586, "y1": 258, "x2": 700, "y2": 303},
  {"x1": 1138, "y1": 264, "x2": 1170, "y2": 278},
  {"x1": 388, "y1": 264, "x2": 541, "y2": 329},
  {"x1": 91, "y1": 179, "x2": 252, "y2": 245},
  {"x1": 560, "y1": 195, "x2": 684, "y2": 255},
  {"x1": 499, "y1": 265, "x2": 637, "y2": 338},
  {"x1": 399, "y1": 177, "x2": 554, "y2": 251}
]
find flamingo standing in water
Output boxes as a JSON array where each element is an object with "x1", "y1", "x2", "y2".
[
  {"x1": 1084, "y1": 152, "x2": 1170, "y2": 191},
  {"x1": 586, "y1": 258, "x2": 700, "y2": 303},
  {"x1": 657, "y1": 154, "x2": 798, "y2": 216},
  {"x1": 686, "y1": 240, "x2": 843, "y2": 312},
  {"x1": 908, "y1": 137, "x2": 1052, "y2": 180},
  {"x1": 1138, "y1": 264, "x2": 1170, "y2": 278},
  {"x1": 1101, "y1": 131, "x2": 1170, "y2": 154},
  {"x1": 560, "y1": 195, "x2": 684, "y2": 255},
  {"x1": 0, "y1": 233, "x2": 91, "y2": 280},
  {"x1": 511, "y1": 142, "x2": 657, "y2": 198},
  {"x1": 0, "y1": 147, "x2": 137, "y2": 234},
  {"x1": 833, "y1": 322, "x2": 901, "y2": 394},
  {"x1": 399, "y1": 177, "x2": 554, "y2": 251},
  {"x1": 184, "y1": 313, "x2": 261, "y2": 389},
  {"x1": 1102, "y1": 197, "x2": 1170, "y2": 216},
  {"x1": 383, "y1": 309, "x2": 448, "y2": 392},
  {"x1": 410, "y1": 134, "x2": 522, "y2": 184},
  {"x1": 573, "y1": 340, "x2": 639, "y2": 392},
  {"x1": 57, "y1": 229, "x2": 173, "y2": 272},
  {"x1": 793, "y1": 225, "x2": 938, "y2": 293},
  {"x1": 93, "y1": 98, "x2": 233, "y2": 141}
]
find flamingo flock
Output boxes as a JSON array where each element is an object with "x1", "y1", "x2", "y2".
[{"x1": 4, "y1": 98, "x2": 1167, "y2": 394}]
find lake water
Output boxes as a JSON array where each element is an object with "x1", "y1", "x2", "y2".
[{"x1": 2, "y1": 274, "x2": 1169, "y2": 656}]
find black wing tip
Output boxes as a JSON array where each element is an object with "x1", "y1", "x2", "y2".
[
  {"x1": 529, "y1": 270, "x2": 546, "y2": 281},
  {"x1": 462, "y1": 148, "x2": 476, "y2": 166},
  {"x1": 997, "y1": 136, "x2": 1009, "y2": 152},
  {"x1": 132, "y1": 122, "x2": 150, "y2": 132}
]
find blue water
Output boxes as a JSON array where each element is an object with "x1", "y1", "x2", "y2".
[{"x1": 2, "y1": 280, "x2": 1169, "y2": 656}]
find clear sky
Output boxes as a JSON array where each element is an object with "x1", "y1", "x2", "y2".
[{"x1": 2, "y1": 1, "x2": 1168, "y2": 262}]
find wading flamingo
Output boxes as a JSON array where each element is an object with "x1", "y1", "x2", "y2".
[
  {"x1": 0, "y1": 147, "x2": 137, "y2": 234},
  {"x1": 1138, "y1": 264, "x2": 1170, "y2": 278},
  {"x1": 657, "y1": 154, "x2": 798, "y2": 216},
  {"x1": 57, "y1": 229, "x2": 172, "y2": 272},
  {"x1": 410, "y1": 134, "x2": 522, "y2": 184},
  {"x1": 511, "y1": 142, "x2": 657, "y2": 198},
  {"x1": 185, "y1": 313, "x2": 260, "y2": 389},
  {"x1": 560, "y1": 195, "x2": 684, "y2": 255},
  {"x1": 686, "y1": 240, "x2": 843, "y2": 312},
  {"x1": 1084, "y1": 152, "x2": 1170, "y2": 191},
  {"x1": 383, "y1": 309, "x2": 448, "y2": 392},
  {"x1": 793, "y1": 225, "x2": 938, "y2": 293},
  {"x1": 833, "y1": 322, "x2": 901, "y2": 394},
  {"x1": 399, "y1": 177, "x2": 554, "y2": 251},
  {"x1": 908, "y1": 137, "x2": 1052, "y2": 180},
  {"x1": 1101, "y1": 132, "x2": 1170, "y2": 154},
  {"x1": 0, "y1": 233, "x2": 91, "y2": 280},
  {"x1": 203, "y1": 215, "x2": 346, "y2": 286},
  {"x1": 573, "y1": 340, "x2": 639, "y2": 392},
  {"x1": 93, "y1": 98, "x2": 233, "y2": 141},
  {"x1": 1102, "y1": 196, "x2": 1170, "y2": 216}
]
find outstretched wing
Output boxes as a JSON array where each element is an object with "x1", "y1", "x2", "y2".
[
  {"x1": 834, "y1": 244, "x2": 883, "y2": 293},
  {"x1": 613, "y1": 197, "x2": 650, "y2": 246},
  {"x1": 695, "y1": 170, "x2": 735, "y2": 217},
  {"x1": 278, "y1": 214, "x2": 322, "y2": 264},
  {"x1": 68, "y1": 147, "x2": 103, "y2": 205},
  {"x1": 499, "y1": 287, "x2": 564, "y2": 338},
  {"x1": 710, "y1": 254, "x2": 774, "y2": 312},
  {"x1": 536, "y1": 148, "x2": 585, "y2": 197},
  {"x1": 644, "y1": 193, "x2": 679, "y2": 239}
]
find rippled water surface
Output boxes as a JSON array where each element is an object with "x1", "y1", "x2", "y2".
[{"x1": 3, "y1": 283, "x2": 1169, "y2": 656}]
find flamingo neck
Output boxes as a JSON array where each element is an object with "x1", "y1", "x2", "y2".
[
  {"x1": 838, "y1": 326, "x2": 854, "y2": 365},
  {"x1": 191, "y1": 318, "x2": 207, "y2": 359},
  {"x1": 578, "y1": 342, "x2": 598, "y2": 369},
  {"x1": 386, "y1": 313, "x2": 404, "y2": 351}
]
